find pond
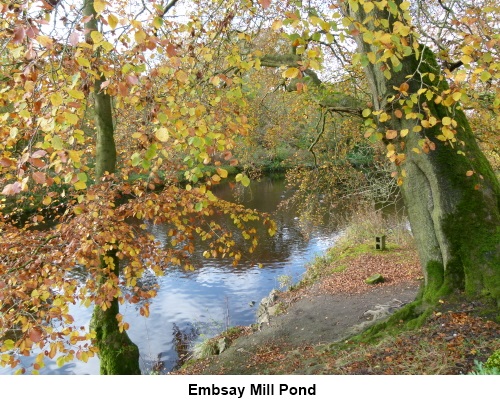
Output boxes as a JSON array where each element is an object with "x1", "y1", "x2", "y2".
[{"x1": 1, "y1": 175, "x2": 341, "y2": 375}]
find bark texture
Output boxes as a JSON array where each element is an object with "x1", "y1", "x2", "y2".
[
  {"x1": 83, "y1": 0, "x2": 117, "y2": 180},
  {"x1": 83, "y1": 0, "x2": 140, "y2": 374},
  {"x1": 344, "y1": 0, "x2": 500, "y2": 306}
]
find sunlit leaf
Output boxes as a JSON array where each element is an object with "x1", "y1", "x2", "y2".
[
  {"x1": 283, "y1": 67, "x2": 300, "y2": 79},
  {"x1": 94, "y1": 0, "x2": 106, "y2": 14},
  {"x1": 155, "y1": 127, "x2": 169, "y2": 142}
]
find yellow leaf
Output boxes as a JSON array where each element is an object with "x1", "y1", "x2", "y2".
[
  {"x1": 51, "y1": 93, "x2": 63, "y2": 107},
  {"x1": 283, "y1": 67, "x2": 300, "y2": 79},
  {"x1": 155, "y1": 127, "x2": 169, "y2": 142},
  {"x1": 400, "y1": 1, "x2": 411, "y2": 10},
  {"x1": 175, "y1": 70, "x2": 188, "y2": 83},
  {"x1": 101, "y1": 41, "x2": 114, "y2": 53},
  {"x1": 76, "y1": 57, "x2": 90, "y2": 68},
  {"x1": 135, "y1": 30, "x2": 147, "y2": 44},
  {"x1": 153, "y1": 17, "x2": 163, "y2": 29},
  {"x1": 271, "y1": 20, "x2": 283, "y2": 30},
  {"x1": 454, "y1": 71, "x2": 467, "y2": 82},
  {"x1": 442, "y1": 117, "x2": 452, "y2": 126},
  {"x1": 363, "y1": 1, "x2": 374, "y2": 13},
  {"x1": 36, "y1": 35, "x2": 53, "y2": 48},
  {"x1": 68, "y1": 89, "x2": 85, "y2": 100},
  {"x1": 108, "y1": 14, "x2": 119, "y2": 30},
  {"x1": 94, "y1": 0, "x2": 106, "y2": 14},
  {"x1": 379, "y1": 112, "x2": 389, "y2": 122},
  {"x1": 90, "y1": 30, "x2": 103, "y2": 44},
  {"x1": 42, "y1": 196, "x2": 52, "y2": 205},
  {"x1": 56, "y1": 356, "x2": 65, "y2": 368},
  {"x1": 466, "y1": 170, "x2": 474, "y2": 177},
  {"x1": 74, "y1": 180, "x2": 87, "y2": 190},
  {"x1": 210, "y1": 76, "x2": 221, "y2": 86},
  {"x1": 461, "y1": 54, "x2": 473, "y2": 65},
  {"x1": 240, "y1": 175, "x2": 250, "y2": 187},
  {"x1": 65, "y1": 112, "x2": 79, "y2": 125},
  {"x1": 68, "y1": 150, "x2": 81, "y2": 163},
  {"x1": 216, "y1": 167, "x2": 228, "y2": 178}
]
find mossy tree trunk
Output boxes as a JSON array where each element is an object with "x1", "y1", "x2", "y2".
[
  {"x1": 345, "y1": 1, "x2": 500, "y2": 307},
  {"x1": 83, "y1": 0, "x2": 141, "y2": 374},
  {"x1": 90, "y1": 253, "x2": 141, "y2": 375}
]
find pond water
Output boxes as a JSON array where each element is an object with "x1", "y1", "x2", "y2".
[{"x1": 2, "y1": 176, "x2": 342, "y2": 375}]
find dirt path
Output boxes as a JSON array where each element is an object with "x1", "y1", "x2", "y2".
[
  {"x1": 173, "y1": 246, "x2": 424, "y2": 374},
  {"x1": 183, "y1": 280, "x2": 419, "y2": 374}
]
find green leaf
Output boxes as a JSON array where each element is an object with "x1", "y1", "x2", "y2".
[
  {"x1": 56, "y1": 356, "x2": 65, "y2": 368},
  {"x1": 52, "y1": 135, "x2": 63, "y2": 150},
  {"x1": 3, "y1": 339, "x2": 15, "y2": 350},
  {"x1": 131, "y1": 152, "x2": 141, "y2": 166},
  {"x1": 145, "y1": 143, "x2": 158, "y2": 160},
  {"x1": 238, "y1": 174, "x2": 250, "y2": 187}
]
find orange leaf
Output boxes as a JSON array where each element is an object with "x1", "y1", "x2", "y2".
[
  {"x1": 32, "y1": 172, "x2": 46, "y2": 184},
  {"x1": 259, "y1": 0, "x2": 271, "y2": 9},
  {"x1": 29, "y1": 328, "x2": 43, "y2": 343},
  {"x1": 386, "y1": 130, "x2": 398, "y2": 139},
  {"x1": 166, "y1": 43, "x2": 177, "y2": 57}
]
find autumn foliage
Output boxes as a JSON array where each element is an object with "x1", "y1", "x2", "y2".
[{"x1": 1, "y1": 0, "x2": 499, "y2": 374}]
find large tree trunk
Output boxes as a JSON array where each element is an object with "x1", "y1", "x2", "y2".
[
  {"x1": 83, "y1": 0, "x2": 140, "y2": 374},
  {"x1": 344, "y1": 1, "x2": 500, "y2": 306}
]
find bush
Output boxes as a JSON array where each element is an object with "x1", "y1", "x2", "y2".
[
  {"x1": 485, "y1": 350, "x2": 500, "y2": 370},
  {"x1": 469, "y1": 358, "x2": 500, "y2": 375}
]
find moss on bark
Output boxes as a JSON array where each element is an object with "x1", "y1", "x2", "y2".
[
  {"x1": 91, "y1": 299, "x2": 141, "y2": 375},
  {"x1": 90, "y1": 252, "x2": 141, "y2": 375},
  {"x1": 346, "y1": 1, "x2": 500, "y2": 309}
]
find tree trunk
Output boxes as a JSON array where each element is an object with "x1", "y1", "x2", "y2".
[
  {"x1": 83, "y1": 0, "x2": 117, "y2": 180},
  {"x1": 83, "y1": 0, "x2": 140, "y2": 374},
  {"x1": 90, "y1": 253, "x2": 141, "y2": 375},
  {"x1": 344, "y1": 1, "x2": 500, "y2": 306}
]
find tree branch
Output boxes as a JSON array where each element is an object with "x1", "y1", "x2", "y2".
[{"x1": 260, "y1": 53, "x2": 364, "y2": 116}]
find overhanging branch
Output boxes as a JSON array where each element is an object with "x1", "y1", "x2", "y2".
[{"x1": 260, "y1": 53, "x2": 363, "y2": 116}]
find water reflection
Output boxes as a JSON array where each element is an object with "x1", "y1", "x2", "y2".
[{"x1": 1, "y1": 176, "x2": 339, "y2": 375}]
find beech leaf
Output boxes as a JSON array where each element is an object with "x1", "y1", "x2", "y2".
[{"x1": 259, "y1": 0, "x2": 272, "y2": 9}]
